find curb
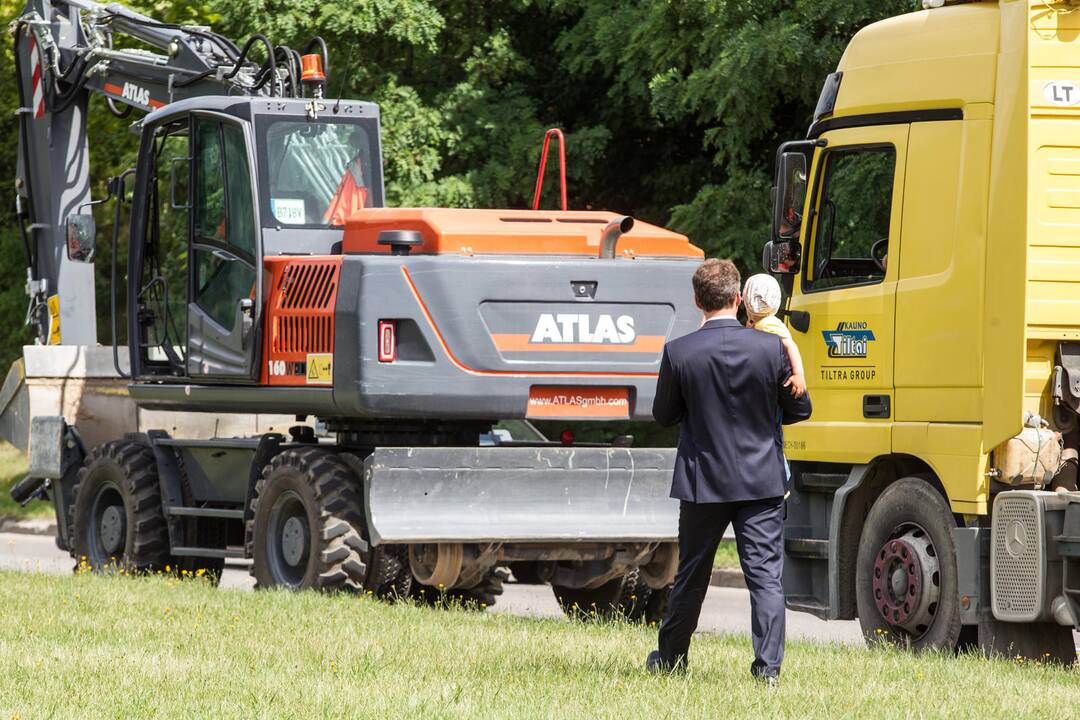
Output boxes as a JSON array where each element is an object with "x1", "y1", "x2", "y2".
[
  {"x1": 0, "y1": 517, "x2": 57, "y2": 536},
  {"x1": 710, "y1": 567, "x2": 746, "y2": 589}
]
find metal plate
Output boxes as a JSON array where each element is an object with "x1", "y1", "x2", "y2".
[{"x1": 363, "y1": 446, "x2": 678, "y2": 544}]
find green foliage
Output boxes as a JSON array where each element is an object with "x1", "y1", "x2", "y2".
[{"x1": 1, "y1": 0, "x2": 920, "y2": 368}]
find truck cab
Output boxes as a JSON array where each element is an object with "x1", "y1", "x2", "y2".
[{"x1": 765, "y1": 0, "x2": 1080, "y2": 661}]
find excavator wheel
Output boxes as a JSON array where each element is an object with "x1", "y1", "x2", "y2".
[
  {"x1": 248, "y1": 448, "x2": 368, "y2": 592},
  {"x1": 553, "y1": 568, "x2": 656, "y2": 622},
  {"x1": 855, "y1": 477, "x2": 962, "y2": 652},
  {"x1": 69, "y1": 440, "x2": 170, "y2": 573},
  {"x1": 411, "y1": 567, "x2": 509, "y2": 610},
  {"x1": 338, "y1": 453, "x2": 412, "y2": 600}
]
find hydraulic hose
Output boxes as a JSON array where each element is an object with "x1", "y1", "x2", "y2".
[{"x1": 224, "y1": 34, "x2": 275, "y2": 81}]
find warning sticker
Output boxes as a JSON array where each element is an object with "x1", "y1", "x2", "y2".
[
  {"x1": 47, "y1": 295, "x2": 61, "y2": 345},
  {"x1": 306, "y1": 353, "x2": 333, "y2": 385}
]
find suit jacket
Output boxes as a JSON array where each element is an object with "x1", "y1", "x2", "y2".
[{"x1": 652, "y1": 316, "x2": 812, "y2": 504}]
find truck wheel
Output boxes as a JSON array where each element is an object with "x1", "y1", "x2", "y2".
[
  {"x1": 553, "y1": 569, "x2": 655, "y2": 621},
  {"x1": 69, "y1": 440, "x2": 169, "y2": 572},
  {"x1": 249, "y1": 448, "x2": 368, "y2": 592},
  {"x1": 855, "y1": 477, "x2": 962, "y2": 651}
]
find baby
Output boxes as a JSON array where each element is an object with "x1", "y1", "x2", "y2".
[
  {"x1": 743, "y1": 273, "x2": 805, "y2": 496},
  {"x1": 742, "y1": 274, "x2": 806, "y2": 398}
]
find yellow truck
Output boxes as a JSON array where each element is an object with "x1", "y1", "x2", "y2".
[{"x1": 765, "y1": 0, "x2": 1080, "y2": 661}]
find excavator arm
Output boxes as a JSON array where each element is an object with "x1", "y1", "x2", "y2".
[{"x1": 12, "y1": 0, "x2": 325, "y2": 345}]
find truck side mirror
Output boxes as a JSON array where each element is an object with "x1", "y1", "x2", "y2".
[
  {"x1": 762, "y1": 239, "x2": 800, "y2": 275},
  {"x1": 65, "y1": 214, "x2": 96, "y2": 263},
  {"x1": 772, "y1": 151, "x2": 807, "y2": 241}
]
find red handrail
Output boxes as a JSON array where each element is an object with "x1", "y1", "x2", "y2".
[{"x1": 532, "y1": 128, "x2": 568, "y2": 211}]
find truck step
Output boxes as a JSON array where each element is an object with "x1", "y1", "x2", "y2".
[
  {"x1": 798, "y1": 473, "x2": 848, "y2": 493},
  {"x1": 785, "y1": 537, "x2": 829, "y2": 559},
  {"x1": 170, "y1": 546, "x2": 245, "y2": 559},
  {"x1": 785, "y1": 597, "x2": 830, "y2": 620},
  {"x1": 164, "y1": 506, "x2": 244, "y2": 520}
]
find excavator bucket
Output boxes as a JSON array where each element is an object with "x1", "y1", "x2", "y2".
[{"x1": 363, "y1": 446, "x2": 678, "y2": 544}]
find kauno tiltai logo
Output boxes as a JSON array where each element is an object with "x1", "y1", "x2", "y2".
[{"x1": 822, "y1": 322, "x2": 874, "y2": 359}]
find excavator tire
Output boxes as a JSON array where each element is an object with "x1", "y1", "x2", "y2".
[
  {"x1": 248, "y1": 448, "x2": 368, "y2": 592},
  {"x1": 553, "y1": 568, "x2": 656, "y2": 622},
  {"x1": 69, "y1": 440, "x2": 170, "y2": 573},
  {"x1": 411, "y1": 567, "x2": 509, "y2": 609},
  {"x1": 338, "y1": 453, "x2": 412, "y2": 600}
]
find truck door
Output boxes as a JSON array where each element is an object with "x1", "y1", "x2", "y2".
[
  {"x1": 187, "y1": 115, "x2": 260, "y2": 380},
  {"x1": 786, "y1": 125, "x2": 907, "y2": 459}
]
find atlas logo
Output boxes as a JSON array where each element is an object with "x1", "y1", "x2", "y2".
[
  {"x1": 121, "y1": 82, "x2": 150, "y2": 106},
  {"x1": 531, "y1": 313, "x2": 636, "y2": 345},
  {"x1": 822, "y1": 321, "x2": 875, "y2": 359}
]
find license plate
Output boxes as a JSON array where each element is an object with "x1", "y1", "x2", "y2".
[{"x1": 526, "y1": 386, "x2": 630, "y2": 419}]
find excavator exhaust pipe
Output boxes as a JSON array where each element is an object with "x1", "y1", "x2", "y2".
[{"x1": 599, "y1": 216, "x2": 634, "y2": 259}]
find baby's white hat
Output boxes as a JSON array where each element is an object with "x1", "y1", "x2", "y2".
[{"x1": 743, "y1": 273, "x2": 782, "y2": 319}]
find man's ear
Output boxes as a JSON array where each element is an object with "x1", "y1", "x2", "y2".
[{"x1": 694, "y1": 296, "x2": 703, "y2": 311}]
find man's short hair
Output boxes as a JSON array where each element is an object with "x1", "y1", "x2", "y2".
[{"x1": 692, "y1": 259, "x2": 741, "y2": 312}]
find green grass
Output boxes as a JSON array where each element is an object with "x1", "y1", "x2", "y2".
[
  {"x1": 0, "y1": 441, "x2": 51, "y2": 521},
  {"x1": 714, "y1": 540, "x2": 740, "y2": 569},
  {"x1": 0, "y1": 571, "x2": 1075, "y2": 719}
]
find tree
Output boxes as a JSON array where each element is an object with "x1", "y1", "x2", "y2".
[{"x1": 0, "y1": 0, "x2": 917, "y2": 372}]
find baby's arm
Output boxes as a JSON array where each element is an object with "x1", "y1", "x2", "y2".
[{"x1": 781, "y1": 337, "x2": 806, "y2": 398}]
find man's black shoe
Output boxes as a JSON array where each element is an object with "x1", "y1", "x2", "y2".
[
  {"x1": 750, "y1": 662, "x2": 780, "y2": 687},
  {"x1": 645, "y1": 650, "x2": 684, "y2": 674}
]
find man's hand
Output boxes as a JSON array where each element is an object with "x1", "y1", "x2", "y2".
[{"x1": 784, "y1": 373, "x2": 806, "y2": 398}]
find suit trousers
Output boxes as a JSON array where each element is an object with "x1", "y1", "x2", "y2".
[{"x1": 657, "y1": 497, "x2": 786, "y2": 675}]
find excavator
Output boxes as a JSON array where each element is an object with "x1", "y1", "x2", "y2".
[{"x1": 6, "y1": 0, "x2": 703, "y2": 619}]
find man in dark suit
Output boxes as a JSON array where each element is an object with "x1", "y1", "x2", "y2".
[{"x1": 646, "y1": 258, "x2": 812, "y2": 684}]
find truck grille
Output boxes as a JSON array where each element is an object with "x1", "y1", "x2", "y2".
[{"x1": 991, "y1": 493, "x2": 1043, "y2": 622}]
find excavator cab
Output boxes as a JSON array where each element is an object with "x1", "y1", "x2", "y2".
[{"x1": 126, "y1": 97, "x2": 384, "y2": 382}]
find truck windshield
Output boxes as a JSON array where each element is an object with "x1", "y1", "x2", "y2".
[{"x1": 262, "y1": 120, "x2": 379, "y2": 227}]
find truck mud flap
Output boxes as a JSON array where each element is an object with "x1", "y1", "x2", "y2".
[{"x1": 363, "y1": 447, "x2": 678, "y2": 544}]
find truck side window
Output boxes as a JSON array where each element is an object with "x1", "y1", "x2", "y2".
[
  {"x1": 191, "y1": 119, "x2": 256, "y2": 331},
  {"x1": 806, "y1": 146, "x2": 896, "y2": 291}
]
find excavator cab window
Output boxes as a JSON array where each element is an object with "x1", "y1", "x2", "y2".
[
  {"x1": 261, "y1": 119, "x2": 379, "y2": 226},
  {"x1": 191, "y1": 119, "x2": 256, "y2": 332},
  {"x1": 138, "y1": 120, "x2": 191, "y2": 374}
]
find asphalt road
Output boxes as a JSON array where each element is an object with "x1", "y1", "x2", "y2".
[{"x1": 0, "y1": 531, "x2": 863, "y2": 646}]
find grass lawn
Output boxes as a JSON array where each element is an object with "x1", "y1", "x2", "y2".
[
  {"x1": 0, "y1": 571, "x2": 1075, "y2": 718},
  {"x1": 714, "y1": 540, "x2": 740, "y2": 569},
  {"x1": 0, "y1": 441, "x2": 51, "y2": 521}
]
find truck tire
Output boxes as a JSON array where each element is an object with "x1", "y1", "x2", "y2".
[
  {"x1": 69, "y1": 440, "x2": 170, "y2": 572},
  {"x1": 855, "y1": 477, "x2": 962, "y2": 651},
  {"x1": 553, "y1": 569, "x2": 655, "y2": 622},
  {"x1": 248, "y1": 448, "x2": 368, "y2": 592}
]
